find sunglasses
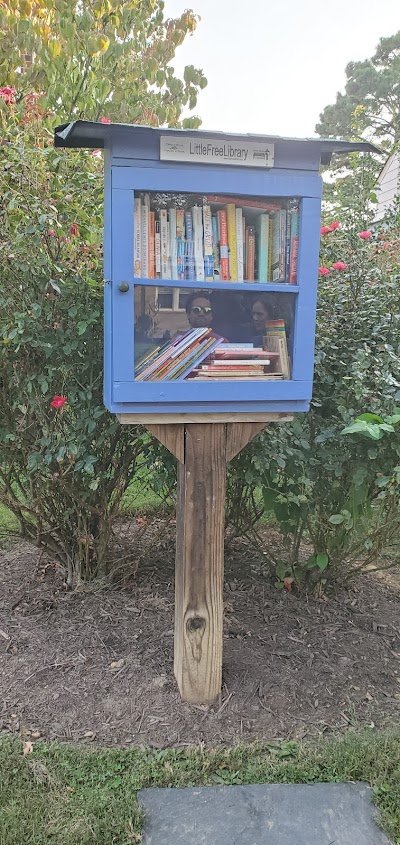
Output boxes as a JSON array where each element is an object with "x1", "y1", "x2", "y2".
[{"x1": 191, "y1": 306, "x2": 212, "y2": 315}]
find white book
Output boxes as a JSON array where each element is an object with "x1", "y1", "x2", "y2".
[
  {"x1": 203, "y1": 204, "x2": 214, "y2": 282},
  {"x1": 141, "y1": 204, "x2": 149, "y2": 278},
  {"x1": 155, "y1": 220, "x2": 161, "y2": 278},
  {"x1": 160, "y1": 209, "x2": 169, "y2": 279},
  {"x1": 192, "y1": 205, "x2": 205, "y2": 282},
  {"x1": 236, "y1": 207, "x2": 244, "y2": 282},
  {"x1": 133, "y1": 197, "x2": 142, "y2": 278},
  {"x1": 168, "y1": 207, "x2": 178, "y2": 280}
]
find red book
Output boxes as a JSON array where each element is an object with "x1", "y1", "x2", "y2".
[{"x1": 218, "y1": 209, "x2": 229, "y2": 281}]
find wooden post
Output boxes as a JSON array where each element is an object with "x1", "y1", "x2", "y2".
[{"x1": 145, "y1": 418, "x2": 289, "y2": 704}]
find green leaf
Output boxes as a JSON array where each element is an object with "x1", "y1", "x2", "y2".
[
  {"x1": 77, "y1": 321, "x2": 88, "y2": 335},
  {"x1": 329, "y1": 514, "x2": 345, "y2": 524}
]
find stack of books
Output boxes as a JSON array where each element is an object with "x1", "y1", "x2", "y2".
[
  {"x1": 133, "y1": 192, "x2": 299, "y2": 284},
  {"x1": 263, "y1": 320, "x2": 291, "y2": 379},
  {"x1": 135, "y1": 331, "x2": 288, "y2": 382},
  {"x1": 134, "y1": 328, "x2": 222, "y2": 381},
  {"x1": 192, "y1": 344, "x2": 282, "y2": 380}
]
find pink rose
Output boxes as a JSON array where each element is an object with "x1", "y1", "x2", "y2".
[
  {"x1": 320, "y1": 226, "x2": 332, "y2": 235},
  {"x1": 101, "y1": 117, "x2": 111, "y2": 124},
  {"x1": 329, "y1": 222, "x2": 340, "y2": 230},
  {"x1": 332, "y1": 261, "x2": 347, "y2": 271},
  {"x1": 358, "y1": 231, "x2": 372, "y2": 239},
  {"x1": 48, "y1": 229, "x2": 56, "y2": 237},
  {"x1": 0, "y1": 86, "x2": 16, "y2": 104},
  {"x1": 318, "y1": 267, "x2": 331, "y2": 276}
]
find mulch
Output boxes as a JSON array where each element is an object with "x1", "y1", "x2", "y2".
[{"x1": 1, "y1": 518, "x2": 400, "y2": 748}]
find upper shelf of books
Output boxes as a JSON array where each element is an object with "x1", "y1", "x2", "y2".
[{"x1": 133, "y1": 190, "x2": 299, "y2": 287}]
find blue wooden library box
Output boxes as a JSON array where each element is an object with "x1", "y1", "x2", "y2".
[{"x1": 54, "y1": 122, "x2": 375, "y2": 419}]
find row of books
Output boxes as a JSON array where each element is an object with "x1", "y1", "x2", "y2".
[
  {"x1": 134, "y1": 322, "x2": 291, "y2": 382},
  {"x1": 133, "y1": 193, "x2": 299, "y2": 285}
]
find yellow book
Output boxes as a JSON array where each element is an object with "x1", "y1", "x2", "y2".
[{"x1": 226, "y1": 203, "x2": 237, "y2": 281}]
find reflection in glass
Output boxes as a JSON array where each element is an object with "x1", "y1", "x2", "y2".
[{"x1": 134, "y1": 288, "x2": 294, "y2": 382}]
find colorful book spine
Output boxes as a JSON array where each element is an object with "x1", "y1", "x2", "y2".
[
  {"x1": 279, "y1": 208, "x2": 287, "y2": 279},
  {"x1": 185, "y1": 211, "x2": 195, "y2": 280},
  {"x1": 203, "y1": 204, "x2": 214, "y2": 282},
  {"x1": 212, "y1": 215, "x2": 220, "y2": 280},
  {"x1": 226, "y1": 203, "x2": 237, "y2": 281},
  {"x1": 271, "y1": 212, "x2": 283, "y2": 282},
  {"x1": 133, "y1": 197, "x2": 142, "y2": 278},
  {"x1": 177, "y1": 239, "x2": 186, "y2": 280},
  {"x1": 176, "y1": 209, "x2": 185, "y2": 241},
  {"x1": 141, "y1": 202, "x2": 149, "y2": 278},
  {"x1": 218, "y1": 209, "x2": 229, "y2": 280},
  {"x1": 236, "y1": 207, "x2": 244, "y2": 282},
  {"x1": 192, "y1": 205, "x2": 205, "y2": 282},
  {"x1": 148, "y1": 210, "x2": 155, "y2": 278},
  {"x1": 289, "y1": 203, "x2": 299, "y2": 284},
  {"x1": 160, "y1": 209, "x2": 169, "y2": 279},
  {"x1": 155, "y1": 220, "x2": 161, "y2": 278},
  {"x1": 168, "y1": 207, "x2": 178, "y2": 280},
  {"x1": 257, "y1": 214, "x2": 270, "y2": 282},
  {"x1": 245, "y1": 226, "x2": 255, "y2": 281}
]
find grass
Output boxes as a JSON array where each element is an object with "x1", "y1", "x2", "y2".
[{"x1": 0, "y1": 730, "x2": 399, "y2": 844}]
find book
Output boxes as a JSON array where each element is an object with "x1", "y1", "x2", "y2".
[
  {"x1": 155, "y1": 220, "x2": 161, "y2": 278},
  {"x1": 141, "y1": 202, "x2": 149, "y2": 278},
  {"x1": 257, "y1": 214, "x2": 270, "y2": 282},
  {"x1": 263, "y1": 320, "x2": 291, "y2": 379},
  {"x1": 203, "y1": 204, "x2": 214, "y2": 282},
  {"x1": 177, "y1": 239, "x2": 186, "y2": 280},
  {"x1": 245, "y1": 225, "x2": 255, "y2": 281},
  {"x1": 133, "y1": 197, "x2": 142, "y2": 278},
  {"x1": 206, "y1": 195, "x2": 282, "y2": 212},
  {"x1": 236, "y1": 207, "x2": 244, "y2": 282},
  {"x1": 270, "y1": 210, "x2": 286, "y2": 282},
  {"x1": 226, "y1": 203, "x2": 237, "y2": 280},
  {"x1": 212, "y1": 215, "x2": 220, "y2": 280},
  {"x1": 185, "y1": 211, "x2": 195, "y2": 280},
  {"x1": 289, "y1": 202, "x2": 299, "y2": 284},
  {"x1": 218, "y1": 209, "x2": 229, "y2": 280},
  {"x1": 169, "y1": 207, "x2": 178, "y2": 280},
  {"x1": 192, "y1": 205, "x2": 205, "y2": 282},
  {"x1": 176, "y1": 208, "x2": 185, "y2": 241},
  {"x1": 160, "y1": 209, "x2": 169, "y2": 279},
  {"x1": 148, "y1": 210, "x2": 155, "y2": 278}
]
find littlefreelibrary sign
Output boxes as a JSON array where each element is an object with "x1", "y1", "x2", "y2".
[{"x1": 160, "y1": 135, "x2": 275, "y2": 168}]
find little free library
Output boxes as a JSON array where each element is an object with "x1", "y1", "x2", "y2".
[{"x1": 54, "y1": 122, "x2": 376, "y2": 703}]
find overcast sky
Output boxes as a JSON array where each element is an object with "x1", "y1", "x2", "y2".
[{"x1": 163, "y1": 0, "x2": 399, "y2": 138}]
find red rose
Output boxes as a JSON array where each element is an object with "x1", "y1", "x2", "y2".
[
  {"x1": 358, "y1": 231, "x2": 372, "y2": 239},
  {"x1": 318, "y1": 267, "x2": 331, "y2": 276},
  {"x1": 320, "y1": 226, "x2": 331, "y2": 235},
  {"x1": 50, "y1": 395, "x2": 67, "y2": 409},
  {"x1": 332, "y1": 261, "x2": 347, "y2": 270}
]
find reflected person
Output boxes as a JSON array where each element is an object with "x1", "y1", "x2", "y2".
[{"x1": 185, "y1": 293, "x2": 213, "y2": 329}]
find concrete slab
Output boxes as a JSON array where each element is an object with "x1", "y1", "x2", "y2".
[{"x1": 138, "y1": 782, "x2": 392, "y2": 845}]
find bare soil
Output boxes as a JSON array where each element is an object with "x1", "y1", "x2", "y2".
[{"x1": 1, "y1": 518, "x2": 400, "y2": 748}]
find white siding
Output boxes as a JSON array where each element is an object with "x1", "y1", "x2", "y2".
[{"x1": 374, "y1": 152, "x2": 400, "y2": 222}]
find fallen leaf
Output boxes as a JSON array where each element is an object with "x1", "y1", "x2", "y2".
[
  {"x1": 23, "y1": 741, "x2": 33, "y2": 756},
  {"x1": 283, "y1": 577, "x2": 294, "y2": 592},
  {"x1": 83, "y1": 730, "x2": 95, "y2": 739},
  {"x1": 110, "y1": 659, "x2": 124, "y2": 670}
]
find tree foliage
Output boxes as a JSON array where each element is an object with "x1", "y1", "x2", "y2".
[
  {"x1": 316, "y1": 31, "x2": 400, "y2": 145},
  {"x1": 0, "y1": 0, "x2": 207, "y2": 127},
  {"x1": 0, "y1": 0, "x2": 207, "y2": 584}
]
